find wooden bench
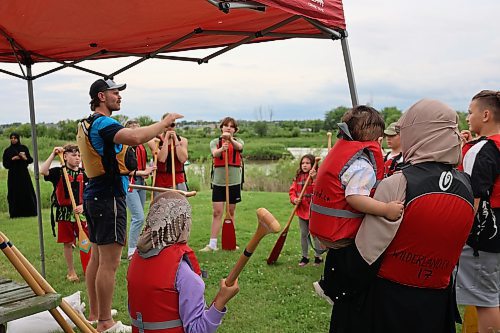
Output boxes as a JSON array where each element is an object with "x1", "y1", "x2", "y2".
[{"x1": 0, "y1": 278, "x2": 61, "y2": 333}]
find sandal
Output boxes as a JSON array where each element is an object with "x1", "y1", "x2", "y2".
[{"x1": 88, "y1": 309, "x2": 118, "y2": 325}]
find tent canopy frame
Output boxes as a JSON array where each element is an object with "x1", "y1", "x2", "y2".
[{"x1": 0, "y1": 10, "x2": 358, "y2": 277}]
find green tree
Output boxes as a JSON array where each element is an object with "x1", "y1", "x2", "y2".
[
  {"x1": 56, "y1": 119, "x2": 79, "y2": 141},
  {"x1": 136, "y1": 115, "x2": 154, "y2": 126},
  {"x1": 112, "y1": 114, "x2": 129, "y2": 125},
  {"x1": 457, "y1": 111, "x2": 468, "y2": 131},
  {"x1": 254, "y1": 121, "x2": 268, "y2": 137},
  {"x1": 380, "y1": 107, "x2": 402, "y2": 125},
  {"x1": 324, "y1": 106, "x2": 348, "y2": 131}
]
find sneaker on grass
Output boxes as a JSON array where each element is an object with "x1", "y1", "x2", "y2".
[
  {"x1": 199, "y1": 245, "x2": 219, "y2": 252},
  {"x1": 298, "y1": 256, "x2": 310, "y2": 267}
]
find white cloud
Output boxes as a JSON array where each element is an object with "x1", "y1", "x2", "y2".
[{"x1": 0, "y1": 0, "x2": 499, "y2": 124}]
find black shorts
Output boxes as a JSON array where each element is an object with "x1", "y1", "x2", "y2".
[
  {"x1": 84, "y1": 196, "x2": 127, "y2": 246},
  {"x1": 212, "y1": 184, "x2": 242, "y2": 204}
]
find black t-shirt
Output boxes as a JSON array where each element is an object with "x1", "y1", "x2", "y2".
[
  {"x1": 465, "y1": 139, "x2": 500, "y2": 253},
  {"x1": 45, "y1": 167, "x2": 87, "y2": 222}
]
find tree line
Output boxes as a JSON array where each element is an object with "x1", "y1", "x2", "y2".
[{"x1": 0, "y1": 106, "x2": 469, "y2": 140}]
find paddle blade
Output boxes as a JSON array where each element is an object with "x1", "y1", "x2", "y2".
[
  {"x1": 266, "y1": 231, "x2": 288, "y2": 265},
  {"x1": 78, "y1": 223, "x2": 91, "y2": 274},
  {"x1": 222, "y1": 217, "x2": 237, "y2": 250},
  {"x1": 79, "y1": 246, "x2": 91, "y2": 274}
]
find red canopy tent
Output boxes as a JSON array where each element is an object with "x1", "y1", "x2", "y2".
[{"x1": 0, "y1": 0, "x2": 357, "y2": 275}]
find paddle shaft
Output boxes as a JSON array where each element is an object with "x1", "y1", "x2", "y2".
[
  {"x1": 281, "y1": 157, "x2": 320, "y2": 233},
  {"x1": 57, "y1": 152, "x2": 89, "y2": 249},
  {"x1": 150, "y1": 140, "x2": 160, "y2": 203},
  {"x1": 267, "y1": 157, "x2": 320, "y2": 264},
  {"x1": 170, "y1": 136, "x2": 176, "y2": 189},
  {"x1": 224, "y1": 145, "x2": 231, "y2": 218},
  {"x1": 0, "y1": 232, "x2": 97, "y2": 333},
  {"x1": 225, "y1": 208, "x2": 281, "y2": 286},
  {"x1": 0, "y1": 234, "x2": 80, "y2": 333},
  {"x1": 327, "y1": 132, "x2": 332, "y2": 151},
  {"x1": 129, "y1": 184, "x2": 197, "y2": 197}
]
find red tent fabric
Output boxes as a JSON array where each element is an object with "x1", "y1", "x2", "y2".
[{"x1": 0, "y1": 0, "x2": 345, "y2": 63}]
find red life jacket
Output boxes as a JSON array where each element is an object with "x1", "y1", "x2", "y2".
[
  {"x1": 127, "y1": 243, "x2": 201, "y2": 333},
  {"x1": 309, "y1": 139, "x2": 384, "y2": 244},
  {"x1": 460, "y1": 134, "x2": 500, "y2": 208},
  {"x1": 384, "y1": 152, "x2": 403, "y2": 177},
  {"x1": 55, "y1": 168, "x2": 84, "y2": 207},
  {"x1": 213, "y1": 137, "x2": 242, "y2": 167},
  {"x1": 155, "y1": 136, "x2": 186, "y2": 187},
  {"x1": 289, "y1": 172, "x2": 315, "y2": 220},
  {"x1": 378, "y1": 163, "x2": 474, "y2": 289},
  {"x1": 136, "y1": 144, "x2": 147, "y2": 171}
]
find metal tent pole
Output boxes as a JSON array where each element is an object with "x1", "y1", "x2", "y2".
[
  {"x1": 26, "y1": 63, "x2": 46, "y2": 277},
  {"x1": 340, "y1": 37, "x2": 359, "y2": 107}
]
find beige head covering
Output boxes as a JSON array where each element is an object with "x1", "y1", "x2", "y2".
[
  {"x1": 137, "y1": 191, "x2": 192, "y2": 257},
  {"x1": 356, "y1": 98, "x2": 461, "y2": 264},
  {"x1": 399, "y1": 99, "x2": 462, "y2": 166}
]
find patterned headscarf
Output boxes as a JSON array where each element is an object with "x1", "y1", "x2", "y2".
[{"x1": 137, "y1": 191, "x2": 192, "y2": 257}]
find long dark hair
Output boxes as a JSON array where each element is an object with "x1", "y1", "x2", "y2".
[{"x1": 294, "y1": 154, "x2": 316, "y2": 180}]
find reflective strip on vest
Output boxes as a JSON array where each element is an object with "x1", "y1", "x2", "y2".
[
  {"x1": 132, "y1": 312, "x2": 182, "y2": 333},
  {"x1": 310, "y1": 203, "x2": 364, "y2": 218}
]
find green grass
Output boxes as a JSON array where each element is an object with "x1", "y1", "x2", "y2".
[{"x1": 0, "y1": 191, "x2": 332, "y2": 333}]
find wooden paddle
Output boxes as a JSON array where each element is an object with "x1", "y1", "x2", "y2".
[
  {"x1": 267, "y1": 157, "x2": 321, "y2": 264},
  {"x1": 221, "y1": 135, "x2": 237, "y2": 250},
  {"x1": 0, "y1": 232, "x2": 97, "y2": 333},
  {"x1": 129, "y1": 184, "x2": 197, "y2": 197},
  {"x1": 327, "y1": 132, "x2": 332, "y2": 151},
  {"x1": 150, "y1": 139, "x2": 160, "y2": 203},
  {"x1": 57, "y1": 152, "x2": 91, "y2": 274},
  {"x1": 170, "y1": 135, "x2": 176, "y2": 189}
]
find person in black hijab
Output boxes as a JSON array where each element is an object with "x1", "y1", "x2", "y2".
[{"x1": 2, "y1": 133, "x2": 37, "y2": 218}]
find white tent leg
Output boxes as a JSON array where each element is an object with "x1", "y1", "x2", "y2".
[
  {"x1": 26, "y1": 63, "x2": 46, "y2": 277},
  {"x1": 341, "y1": 37, "x2": 358, "y2": 107}
]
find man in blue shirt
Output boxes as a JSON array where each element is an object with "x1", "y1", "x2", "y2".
[{"x1": 77, "y1": 78, "x2": 182, "y2": 333}]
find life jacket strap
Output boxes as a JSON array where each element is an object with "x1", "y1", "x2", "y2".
[
  {"x1": 132, "y1": 312, "x2": 182, "y2": 332},
  {"x1": 310, "y1": 203, "x2": 363, "y2": 218}
]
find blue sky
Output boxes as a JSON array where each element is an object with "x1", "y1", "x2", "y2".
[{"x1": 1, "y1": 0, "x2": 499, "y2": 124}]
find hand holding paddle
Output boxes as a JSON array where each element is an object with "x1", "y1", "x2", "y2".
[
  {"x1": 57, "y1": 152, "x2": 91, "y2": 274},
  {"x1": 212, "y1": 208, "x2": 280, "y2": 309},
  {"x1": 170, "y1": 133, "x2": 176, "y2": 189},
  {"x1": 267, "y1": 157, "x2": 321, "y2": 264},
  {"x1": 222, "y1": 132, "x2": 237, "y2": 250}
]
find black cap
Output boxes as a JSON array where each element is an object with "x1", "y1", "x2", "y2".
[{"x1": 89, "y1": 79, "x2": 126, "y2": 99}]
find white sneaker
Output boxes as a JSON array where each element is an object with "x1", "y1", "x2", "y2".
[
  {"x1": 313, "y1": 281, "x2": 334, "y2": 305},
  {"x1": 199, "y1": 245, "x2": 218, "y2": 252}
]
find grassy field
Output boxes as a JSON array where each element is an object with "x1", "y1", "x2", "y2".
[{"x1": 0, "y1": 191, "x2": 333, "y2": 333}]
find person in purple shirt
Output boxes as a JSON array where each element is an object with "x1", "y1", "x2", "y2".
[{"x1": 127, "y1": 191, "x2": 239, "y2": 333}]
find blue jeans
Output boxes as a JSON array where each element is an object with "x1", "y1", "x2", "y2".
[{"x1": 126, "y1": 177, "x2": 147, "y2": 256}]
